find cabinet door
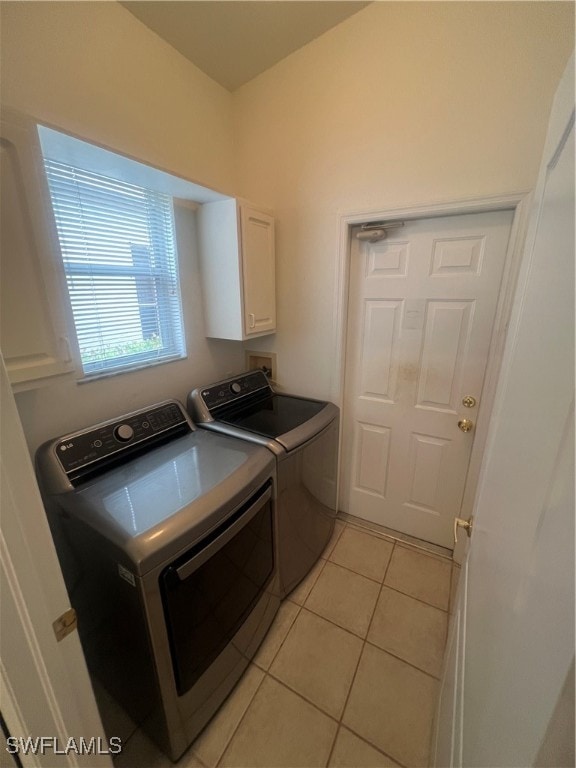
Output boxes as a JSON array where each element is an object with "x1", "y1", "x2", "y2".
[
  {"x1": 0, "y1": 112, "x2": 74, "y2": 387},
  {"x1": 240, "y1": 206, "x2": 275, "y2": 336}
]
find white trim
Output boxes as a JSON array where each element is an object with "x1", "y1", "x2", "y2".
[
  {"x1": 37, "y1": 123, "x2": 229, "y2": 204},
  {"x1": 332, "y1": 193, "x2": 532, "y2": 559},
  {"x1": 0, "y1": 352, "x2": 113, "y2": 767},
  {"x1": 0, "y1": 530, "x2": 80, "y2": 767},
  {"x1": 0, "y1": 662, "x2": 40, "y2": 768}
]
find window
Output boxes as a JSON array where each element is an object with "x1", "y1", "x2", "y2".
[{"x1": 43, "y1": 159, "x2": 186, "y2": 377}]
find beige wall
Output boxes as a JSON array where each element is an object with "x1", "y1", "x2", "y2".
[
  {"x1": 232, "y1": 1, "x2": 574, "y2": 401},
  {"x1": 0, "y1": 1, "x2": 573, "y2": 446},
  {"x1": 0, "y1": 1, "x2": 244, "y2": 450},
  {"x1": 0, "y1": 1, "x2": 235, "y2": 192}
]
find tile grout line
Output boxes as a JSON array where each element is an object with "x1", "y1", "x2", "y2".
[
  {"x1": 206, "y1": 545, "x2": 324, "y2": 767},
  {"x1": 324, "y1": 555, "x2": 451, "y2": 613},
  {"x1": 363, "y1": 637, "x2": 444, "y2": 682},
  {"x1": 325, "y1": 554, "x2": 391, "y2": 586},
  {"x1": 312, "y1": 531, "x2": 448, "y2": 634},
  {"x1": 115, "y1": 519, "x2": 448, "y2": 767},
  {"x1": 339, "y1": 515, "x2": 453, "y2": 559},
  {"x1": 265, "y1": 669, "x2": 342, "y2": 724},
  {"x1": 301, "y1": 601, "x2": 371, "y2": 642},
  {"x1": 323, "y1": 518, "x2": 347, "y2": 558},
  {"x1": 211, "y1": 529, "x2": 339, "y2": 767},
  {"x1": 358, "y1": 539, "x2": 446, "y2": 686},
  {"x1": 259, "y1": 671, "x2": 404, "y2": 768},
  {"x1": 210, "y1": 560, "x2": 323, "y2": 768},
  {"x1": 253, "y1": 599, "x2": 303, "y2": 673},
  {"x1": 382, "y1": 583, "x2": 450, "y2": 613},
  {"x1": 202, "y1": 521, "x2": 446, "y2": 768},
  {"x1": 363, "y1": 538, "x2": 397, "y2": 651},
  {"x1": 394, "y1": 540, "x2": 453, "y2": 564},
  {"x1": 290, "y1": 555, "x2": 328, "y2": 609},
  {"x1": 324, "y1": 540, "x2": 400, "y2": 768},
  {"x1": 191, "y1": 750, "x2": 209, "y2": 768},
  {"x1": 116, "y1": 521, "x2": 347, "y2": 768},
  {"x1": 338, "y1": 723, "x2": 409, "y2": 768},
  {"x1": 295, "y1": 598, "x2": 445, "y2": 683},
  {"x1": 382, "y1": 541, "x2": 452, "y2": 611},
  {"x1": 124, "y1": 526, "x2": 445, "y2": 767},
  {"x1": 212, "y1": 666, "x2": 268, "y2": 768},
  {"x1": 299, "y1": 602, "x2": 368, "y2": 642}
]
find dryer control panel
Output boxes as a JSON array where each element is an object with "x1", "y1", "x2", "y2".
[
  {"x1": 198, "y1": 371, "x2": 271, "y2": 413},
  {"x1": 37, "y1": 401, "x2": 193, "y2": 489}
]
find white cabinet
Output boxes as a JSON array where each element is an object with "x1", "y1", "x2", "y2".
[
  {"x1": 0, "y1": 110, "x2": 74, "y2": 389},
  {"x1": 198, "y1": 198, "x2": 275, "y2": 340}
]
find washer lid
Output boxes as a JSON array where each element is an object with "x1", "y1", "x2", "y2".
[
  {"x1": 57, "y1": 429, "x2": 274, "y2": 575},
  {"x1": 218, "y1": 396, "x2": 339, "y2": 453},
  {"x1": 218, "y1": 394, "x2": 326, "y2": 438}
]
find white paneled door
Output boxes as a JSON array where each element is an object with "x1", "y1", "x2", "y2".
[{"x1": 342, "y1": 210, "x2": 513, "y2": 548}]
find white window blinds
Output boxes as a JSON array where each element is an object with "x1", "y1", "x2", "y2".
[{"x1": 43, "y1": 159, "x2": 185, "y2": 377}]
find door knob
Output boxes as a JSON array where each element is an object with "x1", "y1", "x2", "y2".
[{"x1": 458, "y1": 418, "x2": 474, "y2": 433}]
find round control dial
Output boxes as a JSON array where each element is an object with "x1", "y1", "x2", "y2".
[
  {"x1": 230, "y1": 382, "x2": 242, "y2": 395},
  {"x1": 114, "y1": 424, "x2": 134, "y2": 443}
]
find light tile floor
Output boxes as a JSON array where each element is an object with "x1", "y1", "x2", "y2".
[{"x1": 107, "y1": 519, "x2": 459, "y2": 768}]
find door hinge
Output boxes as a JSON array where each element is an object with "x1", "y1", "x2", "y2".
[{"x1": 52, "y1": 608, "x2": 77, "y2": 642}]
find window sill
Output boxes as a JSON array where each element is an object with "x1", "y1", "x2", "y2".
[{"x1": 76, "y1": 354, "x2": 187, "y2": 384}]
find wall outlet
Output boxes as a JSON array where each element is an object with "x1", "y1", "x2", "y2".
[{"x1": 245, "y1": 351, "x2": 277, "y2": 380}]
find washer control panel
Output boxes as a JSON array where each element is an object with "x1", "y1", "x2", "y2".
[
  {"x1": 54, "y1": 401, "x2": 190, "y2": 475},
  {"x1": 200, "y1": 371, "x2": 271, "y2": 412}
]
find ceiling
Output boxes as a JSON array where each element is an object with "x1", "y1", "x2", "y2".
[{"x1": 120, "y1": 1, "x2": 371, "y2": 91}]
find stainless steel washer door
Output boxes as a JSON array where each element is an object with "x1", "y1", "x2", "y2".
[{"x1": 160, "y1": 483, "x2": 274, "y2": 695}]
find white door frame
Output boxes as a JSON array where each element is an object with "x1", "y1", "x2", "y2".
[
  {"x1": 0, "y1": 352, "x2": 113, "y2": 767},
  {"x1": 332, "y1": 193, "x2": 531, "y2": 557}
]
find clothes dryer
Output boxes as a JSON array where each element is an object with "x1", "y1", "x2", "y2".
[{"x1": 189, "y1": 372, "x2": 339, "y2": 597}]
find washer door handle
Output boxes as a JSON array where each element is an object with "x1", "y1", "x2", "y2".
[{"x1": 175, "y1": 484, "x2": 272, "y2": 581}]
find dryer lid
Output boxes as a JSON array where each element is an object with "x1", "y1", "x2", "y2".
[{"x1": 57, "y1": 429, "x2": 274, "y2": 575}]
